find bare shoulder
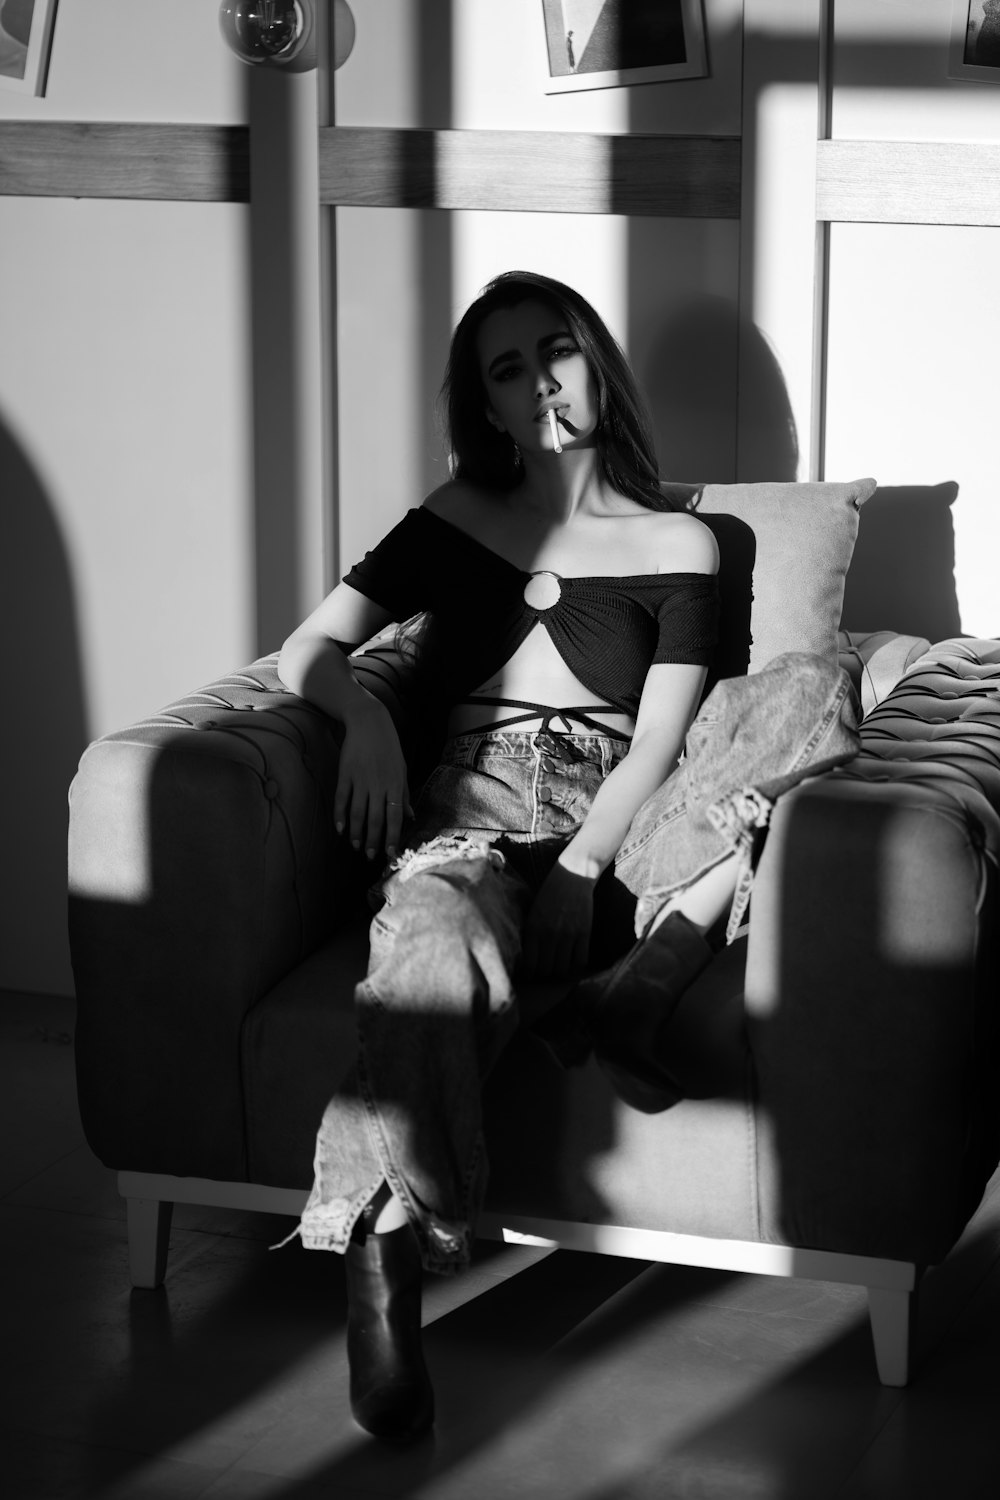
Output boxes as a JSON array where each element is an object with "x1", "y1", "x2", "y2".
[{"x1": 647, "y1": 509, "x2": 719, "y2": 577}]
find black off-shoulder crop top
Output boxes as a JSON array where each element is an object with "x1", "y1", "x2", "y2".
[{"x1": 344, "y1": 507, "x2": 719, "y2": 718}]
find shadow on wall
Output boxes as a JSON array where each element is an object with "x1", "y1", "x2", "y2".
[
  {"x1": 635, "y1": 296, "x2": 798, "y2": 485},
  {"x1": 634, "y1": 298, "x2": 963, "y2": 645},
  {"x1": 418, "y1": 0, "x2": 455, "y2": 500},
  {"x1": 841, "y1": 483, "x2": 963, "y2": 642},
  {"x1": 0, "y1": 411, "x2": 89, "y2": 995}
]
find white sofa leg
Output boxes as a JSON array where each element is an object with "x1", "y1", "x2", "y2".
[
  {"x1": 867, "y1": 1284, "x2": 918, "y2": 1387},
  {"x1": 126, "y1": 1197, "x2": 174, "y2": 1289}
]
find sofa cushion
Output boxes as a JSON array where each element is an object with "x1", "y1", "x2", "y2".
[{"x1": 660, "y1": 477, "x2": 878, "y2": 679}]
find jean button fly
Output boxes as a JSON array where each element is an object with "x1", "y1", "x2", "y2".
[{"x1": 538, "y1": 786, "x2": 553, "y2": 803}]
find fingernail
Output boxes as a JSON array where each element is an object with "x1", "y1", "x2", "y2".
[
  {"x1": 352, "y1": 839, "x2": 360, "y2": 850},
  {"x1": 335, "y1": 821, "x2": 344, "y2": 834},
  {"x1": 386, "y1": 845, "x2": 397, "y2": 859},
  {"x1": 366, "y1": 847, "x2": 376, "y2": 860}
]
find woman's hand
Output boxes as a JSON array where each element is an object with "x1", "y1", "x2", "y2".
[
  {"x1": 522, "y1": 858, "x2": 596, "y2": 979},
  {"x1": 334, "y1": 696, "x2": 412, "y2": 861}
]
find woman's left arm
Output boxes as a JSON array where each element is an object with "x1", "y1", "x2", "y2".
[{"x1": 521, "y1": 661, "x2": 708, "y2": 978}]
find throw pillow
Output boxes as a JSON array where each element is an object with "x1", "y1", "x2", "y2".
[{"x1": 661, "y1": 477, "x2": 878, "y2": 679}]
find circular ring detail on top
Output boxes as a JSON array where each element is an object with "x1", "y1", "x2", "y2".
[{"x1": 523, "y1": 571, "x2": 563, "y2": 611}]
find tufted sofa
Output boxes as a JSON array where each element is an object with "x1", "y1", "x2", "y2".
[{"x1": 67, "y1": 632, "x2": 1000, "y2": 1387}]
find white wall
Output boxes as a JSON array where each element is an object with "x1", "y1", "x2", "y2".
[
  {"x1": 333, "y1": 0, "x2": 746, "y2": 567},
  {"x1": 0, "y1": 0, "x2": 244, "y2": 122},
  {"x1": 824, "y1": 0, "x2": 1000, "y2": 637},
  {"x1": 1, "y1": 1, "x2": 253, "y2": 994},
  {"x1": 831, "y1": 0, "x2": 1000, "y2": 143}
]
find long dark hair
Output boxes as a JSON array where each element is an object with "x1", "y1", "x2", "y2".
[{"x1": 441, "y1": 270, "x2": 687, "y2": 513}]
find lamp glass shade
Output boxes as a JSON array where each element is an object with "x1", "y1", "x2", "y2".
[{"x1": 218, "y1": 1, "x2": 309, "y2": 65}]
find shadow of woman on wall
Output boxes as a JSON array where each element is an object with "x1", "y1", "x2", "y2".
[{"x1": 638, "y1": 294, "x2": 800, "y2": 485}]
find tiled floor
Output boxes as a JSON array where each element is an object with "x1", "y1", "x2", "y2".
[{"x1": 4, "y1": 988, "x2": 1000, "y2": 1500}]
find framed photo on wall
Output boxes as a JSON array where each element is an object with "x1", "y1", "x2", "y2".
[
  {"x1": 948, "y1": 0, "x2": 1000, "y2": 82},
  {"x1": 540, "y1": 0, "x2": 707, "y2": 94},
  {"x1": 0, "y1": 0, "x2": 58, "y2": 96}
]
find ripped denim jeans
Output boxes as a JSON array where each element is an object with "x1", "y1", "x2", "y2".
[{"x1": 291, "y1": 652, "x2": 859, "y2": 1272}]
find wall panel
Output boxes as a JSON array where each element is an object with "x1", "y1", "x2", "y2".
[
  {"x1": 824, "y1": 221, "x2": 998, "y2": 639},
  {"x1": 824, "y1": 0, "x2": 1000, "y2": 638},
  {"x1": 0, "y1": 1, "x2": 252, "y2": 995}
]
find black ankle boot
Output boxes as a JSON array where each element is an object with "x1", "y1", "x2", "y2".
[
  {"x1": 535, "y1": 912, "x2": 714, "y2": 1112},
  {"x1": 346, "y1": 1217, "x2": 434, "y2": 1442}
]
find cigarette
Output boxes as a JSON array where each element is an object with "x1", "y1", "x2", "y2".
[{"x1": 547, "y1": 408, "x2": 563, "y2": 453}]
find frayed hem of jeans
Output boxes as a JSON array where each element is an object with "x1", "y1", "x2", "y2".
[
  {"x1": 270, "y1": 1216, "x2": 354, "y2": 1253},
  {"x1": 269, "y1": 1223, "x2": 350, "y2": 1254},
  {"x1": 390, "y1": 833, "x2": 507, "y2": 883},
  {"x1": 270, "y1": 1224, "x2": 301, "y2": 1251}
]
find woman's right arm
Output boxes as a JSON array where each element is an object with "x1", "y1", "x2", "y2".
[{"x1": 277, "y1": 582, "x2": 410, "y2": 861}]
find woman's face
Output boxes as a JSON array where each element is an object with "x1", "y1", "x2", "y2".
[{"x1": 475, "y1": 299, "x2": 599, "y2": 457}]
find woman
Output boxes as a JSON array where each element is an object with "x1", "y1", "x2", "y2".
[{"x1": 277, "y1": 271, "x2": 858, "y2": 1441}]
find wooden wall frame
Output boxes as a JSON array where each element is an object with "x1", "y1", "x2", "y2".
[
  {"x1": 0, "y1": 120, "x2": 739, "y2": 219},
  {"x1": 0, "y1": 121, "x2": 249, "y2": 201},
  {"x1": 3, "y1": 121, "x2": 999, "y2": 233},
  {"x1": 317, "y1": 126, "x2": 740, "y2": 217},
  {"x1": 817, "y1": 139, "x2": 1000, "y2": 228}
]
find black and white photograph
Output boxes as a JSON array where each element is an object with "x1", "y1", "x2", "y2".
[
  {"x1": 541, "y1": 0, "x2": 707, "y2": 93},
  {"x1": 4, "y1": 2, "x2": 1000, "y2": 1496},
  {"x1": 949, "y1": 0, "x2": 1000, "y2": 80},
  {"x1": 0, "y1": 0, "x2": 58, "y2": 94}
]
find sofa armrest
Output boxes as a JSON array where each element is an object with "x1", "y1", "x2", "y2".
[
  {"x1": 837, "y1": 629, "x2": 931, "y2": 716},
  {"x1": 745, "y1": 638, "x2": 1000, "y2": 1264},
  {"x1": 68, "y1": 654, "x2": 363, "y2": 1178}
]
